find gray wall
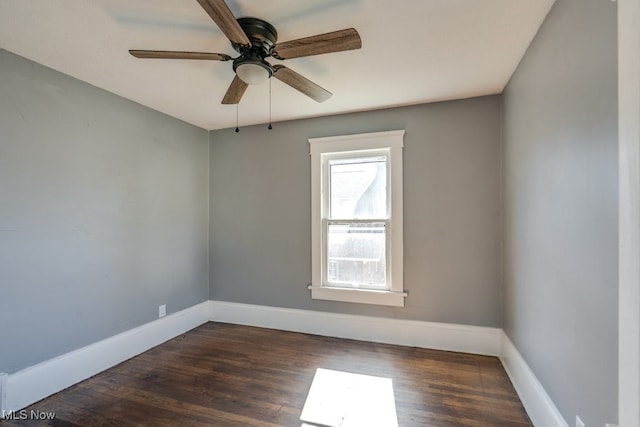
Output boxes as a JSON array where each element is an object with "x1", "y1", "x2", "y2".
[
  {"x1": 210, "y1": 96, "x2": 502, "y2": 326},
  {"x1": 0, "y1": 49, "x2": 210, "y2": 374},
  {"x1": 502, "y1": 0, "x2": 618, "y2": 425}
]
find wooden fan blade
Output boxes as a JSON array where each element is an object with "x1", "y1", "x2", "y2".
[
  {"x1": 272, "y1": 65, "x2": 332, "y2": 103},
  {"x1": 129, "y1": 50, "x2": 231, "y2": 61},
  {"x1": 221, "y1": 75, "x2": 249, "y2": 104},
  {"x1": 272, "y1": 28, "x2": 361, "y2": 60},
  {"x1": 196, "y1": 0, "x2": 250, "y2": 46}
]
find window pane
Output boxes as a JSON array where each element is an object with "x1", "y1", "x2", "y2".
[
  {"x1": 327, "y1": 222, "x2": 386, "y2": 287},
  {"x1": 329, "y1": 156, "x2": 386, "y2": 219}
]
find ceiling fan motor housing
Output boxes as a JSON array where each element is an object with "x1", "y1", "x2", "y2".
[{"x1": 233, "y1": 17, "x2": 278, "y2": 54}]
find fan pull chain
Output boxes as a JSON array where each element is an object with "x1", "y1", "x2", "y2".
[
  {"x1": 235, "y1": 104, "x2": 239, "y2": 133},
  {"x1": 268, "y1": 78, "x2": 273, "y2": 130}
]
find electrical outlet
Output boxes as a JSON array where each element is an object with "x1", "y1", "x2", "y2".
[
  {"x1": 158, "y1": 304, "x2": 166, "y2": 318},
  {"x1": 576, "y1": 415, "x2": 585, "y2": 427}
]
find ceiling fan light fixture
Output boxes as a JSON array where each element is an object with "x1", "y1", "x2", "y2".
[{"x1": 236, "y1": 61, "x2": 271, "y2": 85}]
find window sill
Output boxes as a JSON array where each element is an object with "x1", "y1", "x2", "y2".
[{"x1": 308, "y1": 285, "x2": 407, "y2": 307}]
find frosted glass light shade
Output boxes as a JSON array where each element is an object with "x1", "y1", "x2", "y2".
[{"x1": 236, "y1": 63, "x2": 270, "y2": 85}]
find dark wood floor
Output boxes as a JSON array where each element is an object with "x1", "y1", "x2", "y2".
[{"x1": 2, "y1": 322, "x2": 531, "y2": 426}]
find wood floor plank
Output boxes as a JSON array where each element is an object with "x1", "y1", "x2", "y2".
[{"x1": 1, "y1": 322, "x2": 531, "y2": 426}]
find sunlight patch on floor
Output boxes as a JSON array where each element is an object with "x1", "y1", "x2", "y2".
[{"x1": 300, "y1": 368, "x2": 398, "y2": 427}]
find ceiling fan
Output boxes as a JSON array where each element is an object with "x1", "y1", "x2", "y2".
[{"x1": 129, "y1": 0, "x2": 362, "y2": 105}]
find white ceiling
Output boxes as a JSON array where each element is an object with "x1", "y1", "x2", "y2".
[{"x1": 0, "y1": 0, "x2": 555, "y2": 131}]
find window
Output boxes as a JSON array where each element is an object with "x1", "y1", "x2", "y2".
[{"x1": 309, "y1": 130, "x2": 405, "y2": 307}]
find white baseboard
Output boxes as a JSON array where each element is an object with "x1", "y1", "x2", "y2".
[
  {"x1": 499, "y1": 331, "x2": 568, "y2": 427},
  {"x1": 209, "y1": 300, "x2": 502, "y2": 356},
  {"x1": 2, "y1": 299, "x2": 569, "y2": 427},
  {"x1": 3, "y1": 301, "x2": 209, "y2": 414}
]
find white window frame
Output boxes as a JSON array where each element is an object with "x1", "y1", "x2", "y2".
[{"x1": 308, "y1": 130, "x2": 406, "y2": 307}]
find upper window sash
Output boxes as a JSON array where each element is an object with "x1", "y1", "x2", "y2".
[{"x1": 322, "y1": 149, "x2": 391, "y2": 221}]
